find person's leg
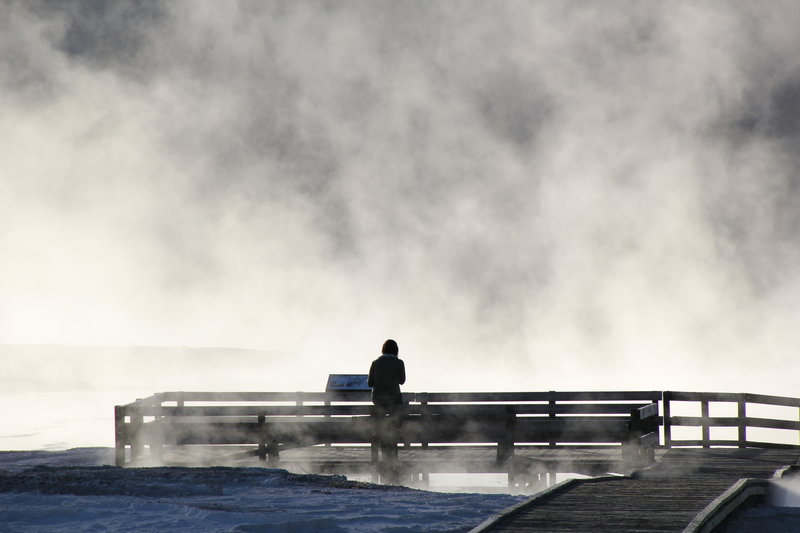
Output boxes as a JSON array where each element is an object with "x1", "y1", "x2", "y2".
[
  {"x1": 384, "y1": 402, "x2": 400, "y2": 463},
  {"x1": 374, "y1": 402, "x2": 400, "y2": 482}
]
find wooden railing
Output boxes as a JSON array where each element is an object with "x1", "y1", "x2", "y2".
[
  {"x1": 115, "y1": 390, "x2": 800, "y2": 470},
  {"x1": 114, "y1": 390, "x2": 662, "y2": 468},
  {"x1": 662, "y1": 391, "x2": 800, "y2": 449}
]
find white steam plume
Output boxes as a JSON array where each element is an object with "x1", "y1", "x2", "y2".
[{"x1": 2, "y1": 1, "x2": 800, "y2": 395}]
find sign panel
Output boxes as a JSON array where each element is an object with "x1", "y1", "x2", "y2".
[{"x1": 325, "y1": 374, "x2": 371, "y2": 392}]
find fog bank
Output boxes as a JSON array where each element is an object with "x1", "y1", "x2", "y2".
[{"x1": 2, "y1": 1, "x2": 800, "y2": 397}]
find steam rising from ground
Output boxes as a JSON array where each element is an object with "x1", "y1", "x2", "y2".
[{"x1": 3, "y1": 1, "x2": 800, "y2": 395}]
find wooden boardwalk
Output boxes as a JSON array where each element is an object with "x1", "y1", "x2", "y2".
[
  {"x1": 115, "y1": 390, "x2": 663, "y2": 482},
  {"x1": 472, "y1": 449, "x2": 800, "y2": 532}
]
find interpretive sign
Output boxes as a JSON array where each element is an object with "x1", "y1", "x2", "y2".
[{"x1": 325, "y1": 374, "x2": 371, "y2": 392}]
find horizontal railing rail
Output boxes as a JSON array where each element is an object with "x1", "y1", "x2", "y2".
[
  {"x1": 126, "y1": 402, "x2": 660, "y2": 418},
  {"x1": 134, "y1": 390, "x2": 664, "y2": 405}
]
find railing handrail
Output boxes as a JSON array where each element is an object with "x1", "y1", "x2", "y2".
[
  {"x1": 120, "y1": 390, "x2": 664, "y2": 409},
  {"x1": 123, "y1": 402, "x2": 656, "y2": 418}
]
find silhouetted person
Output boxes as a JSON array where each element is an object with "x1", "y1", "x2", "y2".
[
  {"x1": 368, "y1": 339, "x2": 405, "y2": 479},
  {"x1": 368, "y1": 339, "x2": 405, "y2": 409}
]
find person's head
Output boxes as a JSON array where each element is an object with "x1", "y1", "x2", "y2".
[{"x1": 382, "y1": 339, "x2": 398, "y2": 356}]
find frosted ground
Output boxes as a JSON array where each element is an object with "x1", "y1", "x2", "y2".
[
  {"x1": 4, "y1": 450, "x2": 800, "y2": 532},
  {"x1": 0, "y1": 448, "x2": 527, "y2": 533}
]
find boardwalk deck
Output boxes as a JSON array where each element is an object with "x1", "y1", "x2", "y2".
[{"x1": 473, "y1": 449, "x2": 800, "y2": 532}]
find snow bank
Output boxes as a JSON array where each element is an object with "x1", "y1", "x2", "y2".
[{"x1": 0, "y1": 449, "x2": 525, "y2": 533}]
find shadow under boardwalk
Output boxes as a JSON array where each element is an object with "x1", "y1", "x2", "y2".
[
  {"x1": 152, "y1": 445, "x2": 655, "y2": 483},
  {"x1": 473, "y1": 449, "x2": 800, "y2": 533}
]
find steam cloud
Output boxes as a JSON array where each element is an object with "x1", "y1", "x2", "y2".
[{"x1": 2, "y1": 1, "x2": 800, "y2": 393}]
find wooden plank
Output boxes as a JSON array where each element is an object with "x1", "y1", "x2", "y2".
[
  {"x1": 134, "y1": 402, "x2": 653, "y2": 417},
  {"x1": 150, "y1": 390, "x2": 661, "y2": 404},
  {"x1": 667, "y1": 391, "x2": 745, "y2": 402},
  {"x1": 475, "y1": 449, "x2": 800, "y2": 532},
  {"x1": 126, "y1": 390, "x2": 800, "y2": 409},
  {"x1": 420, "y1": 403, "x2": 650, "y2": 415},
  {"x1": 418, "y1": 391, "x2": 662, "y2": 402},
  {"x1": 468, "y1": 478, "x2": 588, "y2": 533},
  {"x1": 668, "y1": 439, "x2": 800, "y2": 449},
  {"x1": 669, "y1": 415, "x2": 800, "y2": 431},
  {"x1": 739, "y1": 440, "x2": 800, "y2": 450},
  {"x1": 155, "y1": 391, "x2": 350, "y2": 402},
  {"x1": 745, "y1": 392, "x2": 800, "y2": 408},
  {"x1": 150, "y1": 405, "x2": 375, "y2": 416},
  {"x1": 137, "y1": 415, "x2": 637, "y2": 448}
]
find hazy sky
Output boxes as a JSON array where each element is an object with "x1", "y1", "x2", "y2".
[{"x1": 3, "y1": 1, "x2": 800, "y2": 395}]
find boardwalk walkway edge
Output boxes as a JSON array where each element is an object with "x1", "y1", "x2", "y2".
[
  {"x1": 682, "y1": 478, "x2": 768, "y2": 533},
  {"x1": 467, "y1": 475, "x2": 622, "y2": 533}
]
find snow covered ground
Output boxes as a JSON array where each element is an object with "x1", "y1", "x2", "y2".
[
  {"x1": 4, "y1": 449, "x2": 800, "y2": 532},
  {"x1": 0, "y1": 448, "x2": 526, "y2": 533}
]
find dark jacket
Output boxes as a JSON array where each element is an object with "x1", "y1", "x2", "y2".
[{"x1": 368, "y1": 354, "x2": 406, "y2": 406}]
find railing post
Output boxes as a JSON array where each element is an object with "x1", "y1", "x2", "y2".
[
  {"x1": 622, "y1": 409, "x2": 637, "y2": 468},
  {"x1": 420, "y1": 396, "x2": 429, "y2": 486},
  {"x1": 663, "y1": 391, "x2": 672, "y2": 449},
  {"x1": 114, "y1": 405, "x2": 126, "y2": 466},
  {"x1": 420, "y1": 396, "x2": 429, "y2": 450},
  {"x1": 500, "y1": 406, "x2": 516, "y2": 487},
  {"x1": 701, "y1": 399, "x2": 710, "y2": 448},
  {"x1": 546, "y1": 392, "x2": 556, "y2": 483},
  {"x1": 370, "y1": 405, "x2": 380, "y2": 482},
  {"x1": 257, "y1": 414, "x2": 267, "y2": 462},
  {"x1": 498, "y1": 405, "x2": 515, "y2": 463},
  {"x1": 324, "y1": 397, "x2": 331, "y2": 447},
  {"x1": 737, "y1": 395, "x2": 746, "y2": 448},
  {"x1": 149, "y1": 398, "x2": 164, "y2": 463},
  {"x1": 130, "y1": 404, "x2": 144, "y2": 462},
  {"x1": 267, "y1": 440, "x2": 280, "y2": 467},
  {"x1": 548, "y1": 391, "x2": 556, "y2": 447}
]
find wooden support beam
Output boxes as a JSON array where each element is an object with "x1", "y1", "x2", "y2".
[
  {"x1": 267, "y1": 440, "x2": 280, "y2": 467},
  {"x1": 663, "y1": 391, "x2": 672, "y2": 449},
  {"x1": 497, "y1": 406, "x2": 516, "y2": 464},
  {"x1": 114, "y1": 406, "x2": 126, "y2": 467},
  {"x1": 548, "y1": 392, "x2": 556, "y2": 447},
  {"x1": 737, "y1": 397, "x2": 746, "y2": 448},
  {"x1": 130, "y1": 407, "x2": 144, "y2": 462},
  {"x1": 257, "y1": 415, "x2": 267, "y2": 462},
  {"x1": 324, "y1": 399, "x2": 331, "y2": 447}
]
